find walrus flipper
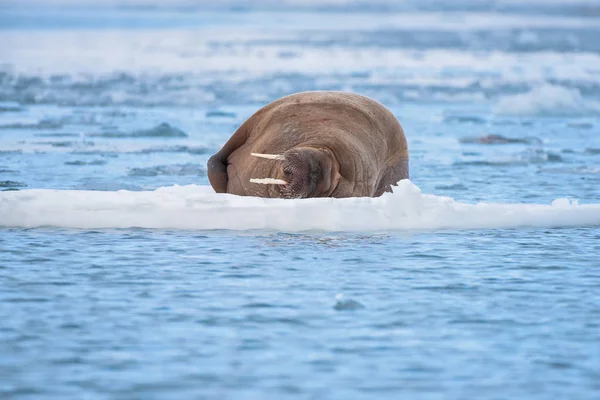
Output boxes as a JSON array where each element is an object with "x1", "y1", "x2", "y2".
[
  {"x1": 207, "y1": 120, "x2": 252, "y2": 193},
  {"x1": 375, "y1": 158, "x2": 409, "y2": 196}
]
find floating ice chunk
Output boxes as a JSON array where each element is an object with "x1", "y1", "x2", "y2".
[
  {"x1": 89, "y1": 123, "x2": 187, "y2": 138},
  {"x1": 334, "y1": 294, "x2": 365, "y2": 311},
  {"x1": 1, "y1": 180, "x2": 600, "y2": 231},
  {"x1": 494, "y1": 84, "x2": 600, "y2": 117}
]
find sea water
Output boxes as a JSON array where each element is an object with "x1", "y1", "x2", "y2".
[{"x1": 1, "y1": 1, "x2": 600, "y2": 398}]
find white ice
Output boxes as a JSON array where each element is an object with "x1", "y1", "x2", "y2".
[{"x1": 1, "y1": 180, "x2": 599, "y2": 231}]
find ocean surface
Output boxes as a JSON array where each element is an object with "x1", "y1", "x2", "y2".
[{"x1": 1, "y1": 0, "x2": 600, "y2": 398}]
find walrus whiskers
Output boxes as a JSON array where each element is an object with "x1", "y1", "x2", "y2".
[
  {"x1": 251, "y1": 153, "x2": 285, "y2": 160},
  {"x1": 250, "y1": 178, "x2": 288, "y2": 185}
]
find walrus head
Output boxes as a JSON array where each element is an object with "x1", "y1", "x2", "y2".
[{"x1": 250, "y1": 147, "x2": 341, "y2": 199}]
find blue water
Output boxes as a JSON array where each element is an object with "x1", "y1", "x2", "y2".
[{"x1": 1, "y1": 1, "x2": 600, "y2": 398}]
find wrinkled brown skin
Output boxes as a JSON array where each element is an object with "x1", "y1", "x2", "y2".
[{"x1": 207, "y1": 91, "x2": 409, "y2": 198}]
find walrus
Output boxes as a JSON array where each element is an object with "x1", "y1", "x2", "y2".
[{"x1": 207, "y1": 91, "x2": 408, "y2": 198}]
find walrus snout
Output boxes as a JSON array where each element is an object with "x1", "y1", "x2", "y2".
[
  {"x1": 278, "y1": 149, "x2": 319, "y2": 199},
  {"x1": 250, "y1": 147, "x2": 339, "y2": 199}
]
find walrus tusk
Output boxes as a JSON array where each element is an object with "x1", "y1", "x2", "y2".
[
  {"x1": 251, "y1": 152, "x2": 285, "y2": 160},
  {"x1": 250, "y1": 178, "x2": 288, "y2": 185}
]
